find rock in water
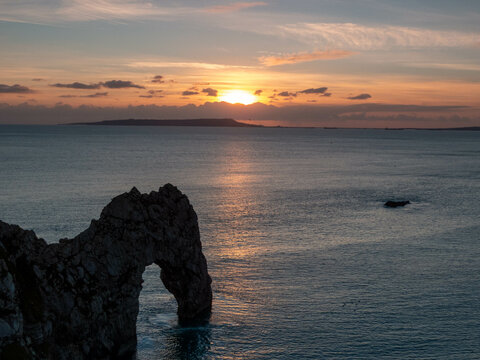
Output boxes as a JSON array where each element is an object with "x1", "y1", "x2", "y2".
[
  {"x1": 384, "y1": 200, "x2": 411, "y2": 208},
  {"x1": 0, "y1": 184, "x2": 212, "y2": 359}
]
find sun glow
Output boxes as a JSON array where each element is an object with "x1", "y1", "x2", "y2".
[{"x1": 219, "y1": 90, "x2": 257, "y2": 105}]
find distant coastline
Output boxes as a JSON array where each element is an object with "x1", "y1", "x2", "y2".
[
  {"x1": 67, "y1": 118, "x2": 263, "y2": 127},
  {"x1": 65, "y1": 119, "x2": 480, "y2": 131}
]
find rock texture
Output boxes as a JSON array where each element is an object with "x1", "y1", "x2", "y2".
[{"x1": 0, "y1": 184, "x2": 212, "y2": 359}]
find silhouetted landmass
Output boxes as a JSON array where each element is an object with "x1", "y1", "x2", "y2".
[{"x1": 69, "y1": 118, "x2": 263, "y2": 127}]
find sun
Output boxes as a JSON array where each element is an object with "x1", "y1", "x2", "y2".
[{"x1": 218, "y1": 90, "x2": 257, "y2": 105}]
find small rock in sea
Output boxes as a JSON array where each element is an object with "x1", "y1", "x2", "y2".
[{"x1": 384, "y1": 200, "x2": 410, "y2": 208}]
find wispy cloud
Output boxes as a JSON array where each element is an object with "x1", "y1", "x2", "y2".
[
  {"x1": 204, "y1": 2, "x2": 267, "y2": 13},
  {"x1": 0, "y1": 0, "x2": 189, "y2": 23},
  {"x1": 128, "y1": 61, "x2": 255, "y2": 70},
  {"x1": 56, "y1": 0, "x2": 183, "y2": 21},
  {"x1": 0, "y1": 1, "x2": 53, "y2": 24},
  {"x1": 0, "y1": 0, "x2": 267, "y2": 24},
  {"x1": 259, "y1": 50, "x2": 355, "y2": 66},
  {"x1": 278, "y1": 23, "x2": 480, "y2": 49}
]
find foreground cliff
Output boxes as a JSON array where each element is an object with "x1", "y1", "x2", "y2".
[{"x1": 0, "y1": 184, "x2": 212, "y2": 359}]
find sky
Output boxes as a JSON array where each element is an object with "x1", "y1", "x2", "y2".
[{"x1": 1, "y1": 0, "x2": 480, "y2": 127}]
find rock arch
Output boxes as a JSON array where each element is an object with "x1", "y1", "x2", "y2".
[{"x1": 0, "y1": 184, "x2": 212, "y2": 359}]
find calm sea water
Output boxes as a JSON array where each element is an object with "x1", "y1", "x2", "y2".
[{"x1": 1, "y1": 125, "x2": 479, "y2": 359}]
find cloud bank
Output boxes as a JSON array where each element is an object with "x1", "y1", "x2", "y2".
[{"x1": 1, "y1": 102, "x2": 475, "y2": 128}]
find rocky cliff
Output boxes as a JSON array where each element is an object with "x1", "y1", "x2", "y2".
[{"x1": 0, "y1": 184, "x2": 212, "y2": 359}]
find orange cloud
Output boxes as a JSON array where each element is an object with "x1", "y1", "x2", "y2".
[
  {"x1": 259, "y1": 50, "x2": 356, "y2": 66},
  {"x1": 205, "y1": 2, "x2": 267, "y2": 13}
]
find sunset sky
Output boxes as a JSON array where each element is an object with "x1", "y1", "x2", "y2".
[{"x1": 1, "y1": 0, "x2": 480, "y2": 127}]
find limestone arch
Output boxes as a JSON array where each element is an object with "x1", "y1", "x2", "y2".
[{"x1": 0, "y1": 184, "x2": 212, "y2": 359}]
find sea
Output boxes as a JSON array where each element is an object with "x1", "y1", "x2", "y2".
[{"x1": 0, "y1": 125, "x2": 479, "y2": 359}]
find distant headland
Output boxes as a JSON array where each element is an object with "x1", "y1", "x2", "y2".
[
  {"x1": 65, "y1": 119, "x2": 480, "y2": 130},
  {"x1": 68, "y1": 118, "x2": 263, "y2": 127}
]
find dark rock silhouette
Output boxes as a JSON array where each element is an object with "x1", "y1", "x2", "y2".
[
  {"x1": 0, "y1": 184, "x2": 212, "y2": 359},
  {"x1": 384, "y1": 200, "x2": 410, "y2": 208}
]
